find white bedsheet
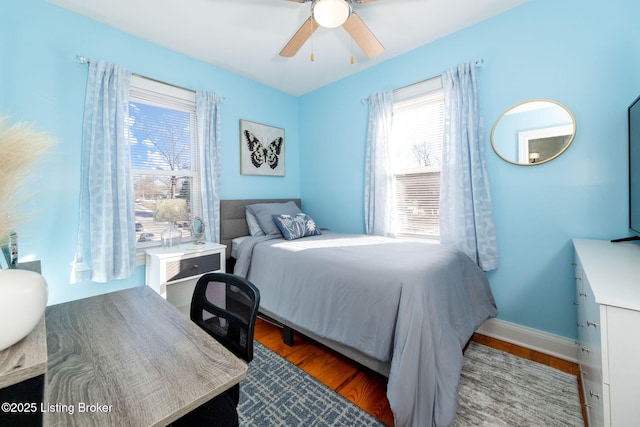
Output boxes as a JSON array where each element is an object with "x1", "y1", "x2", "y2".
[{"x1": 231, "y1": 235, "x2": 250, "y2": 259}]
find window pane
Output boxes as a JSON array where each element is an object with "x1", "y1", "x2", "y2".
[
  {"x1": 391, "y1": 80, "x2": 444, "y2": 239},
  {"x1": 133, "y1": 175, "x2": 193, "y2": 244},
  {"x1": 391, "y1": 96, "x2": 444, "y2": 172},
  {"x1": 129, "y1": 102, "x2": 193, "y2": 172},
  {"x1": 394, "y1": 172, "x2": 440, "y2": 238},
  {"x1": 128, "y1": 76, "x2": 200, "y2": 248}
]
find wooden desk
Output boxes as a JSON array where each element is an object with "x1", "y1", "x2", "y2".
[{"x1": 44, "y1": 286, "x2": 247, "y2": 426}]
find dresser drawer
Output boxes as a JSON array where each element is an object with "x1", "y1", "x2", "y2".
[{"x1": 166, "y1": 252, "x2": 221, "y2": 283}]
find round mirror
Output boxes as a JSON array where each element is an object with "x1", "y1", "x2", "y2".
[
  {"x1": 491, "y1": 100, "x2": 576, "y2": 166},
  {"x1": 191, "y1": 217, "x2": 206, "y2": 245}
]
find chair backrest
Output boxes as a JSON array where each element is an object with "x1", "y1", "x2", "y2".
[{"x1": 190, "y1": 272, "x2": 260, "y2": 363}]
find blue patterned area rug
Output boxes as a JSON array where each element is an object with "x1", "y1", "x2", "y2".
[
  {"x1": 238, "y1": 342, "x2": 384, "y2": 426},
  {"x1": 239, "y1": 341, "x2": 584, "y2": 426}
]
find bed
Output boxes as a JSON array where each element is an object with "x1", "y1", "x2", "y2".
[{"x1": 220, "y1": 199, "x2": 497, "y2": 427}]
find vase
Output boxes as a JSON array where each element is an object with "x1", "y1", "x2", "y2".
[
  {"x1": 0, "y1": 269, "x2": 48, "y2": 351},
  {"x1": 161, "y1": 222, "x2": 182, "y2": 248}
]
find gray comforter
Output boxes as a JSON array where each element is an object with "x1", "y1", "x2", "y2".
[{"x1": 235, "y1": 232, "x2": 497, "y2": 427}]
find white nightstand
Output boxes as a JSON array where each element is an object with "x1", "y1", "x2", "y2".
[{"x1": 145, "y1": 242, "x2": 226, "y2": 316}]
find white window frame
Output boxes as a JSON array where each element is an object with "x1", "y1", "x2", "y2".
[
  {"x1": 128, "y1": 75, "x2": 201, "y2": 262},
  {"x1": 390, "y1": 76, "x2": 444, "y2": 241}
]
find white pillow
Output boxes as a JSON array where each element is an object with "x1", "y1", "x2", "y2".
[{"x1": 245, "y1": 209, "x2": 265, "y2": 236}]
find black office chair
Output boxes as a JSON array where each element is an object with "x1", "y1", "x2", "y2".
[
  {"x1": 190, "y1": 272, "x2": 260, "y2": 406},
  {"x1": 171, "y1": 273, "x2": 260, "y2": 427}
]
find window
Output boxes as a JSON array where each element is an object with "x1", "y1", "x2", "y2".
[
  {"x1": 128, "y1": 75, "x2": 200, "y2": 247},
  {"x1": 390, "y1": 76, "x2": 444, "y2": 239}
]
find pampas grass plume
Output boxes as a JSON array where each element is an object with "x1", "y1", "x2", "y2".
[{"x1": 0, "y1": 116, "x2": 55, "y2": 241}]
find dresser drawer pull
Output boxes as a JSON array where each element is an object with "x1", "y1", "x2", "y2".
[
  {"x1": 577, "y1": 322, "x2": 584, "y2": 328},
  {"x1": 587, "y1": 321, "x2": 598, "y2": 328},
  {"x1": 589, "y1": 390, "x2": 600, "y2": 400},
  {"x1": 575, "y1": 276, "x2": 582, "y2": 280},
  {"x1": 581, "y1": 347, "x2": 590, "y2": 353},
  {"x1": 579, "y1": 292, "x2": 588, "y2": 297},
  {"x1": 165, "y1": 253, "x2": 221, "y2": 282}
]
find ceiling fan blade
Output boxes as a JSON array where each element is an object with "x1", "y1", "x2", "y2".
[
  {"x1": 342, "y1": 12, "x2": 384, "y2": 58},
  {"x1": 280, "y1": 16, "x2": 320, "y2": 57}
]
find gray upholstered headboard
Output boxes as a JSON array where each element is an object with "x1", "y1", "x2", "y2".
[{"x1": 220, "y1": 198, "x2": 301, "y2": 259}]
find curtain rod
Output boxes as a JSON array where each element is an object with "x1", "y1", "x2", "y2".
[
  {"x1": 76, "y1": 55, "x2": 225, "y2": 102},
  {"x1": 361, "y1": 59, "x2": 485, "y2": 104}
]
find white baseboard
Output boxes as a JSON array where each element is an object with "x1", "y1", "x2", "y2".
[{"x1": 476, "y1": 318, "x2": 578, "y2": 363}]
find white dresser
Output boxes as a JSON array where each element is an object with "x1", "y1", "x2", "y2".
[
  {"x1": 573, "y1": 239, "x2": 640, "y2": 427},
  {"x1": 145, "y1": 242, "x2": 226, "y2": 316}
]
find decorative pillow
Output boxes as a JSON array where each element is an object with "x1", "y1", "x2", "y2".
[
  {"x1": 245, "y1": 209, "x2": 265, "y2": 236},
  {"x1": 272, "y1": 213, "x2": 322, "y2": 240},
  {"x1": 246, "y1": 201, "x2": 302, "y2": 236}
]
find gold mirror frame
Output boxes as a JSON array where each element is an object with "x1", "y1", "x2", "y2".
[{"x1": 490, "y1": 99, "x2": 576, "y2": 166}]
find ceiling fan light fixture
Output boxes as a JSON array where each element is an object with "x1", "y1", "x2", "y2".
[{"x1": 312, "y1": 0, "x2": 352, "y2": 29}]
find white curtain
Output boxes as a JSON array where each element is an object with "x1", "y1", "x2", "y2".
[
  {"x1": 71, "y1": 60, "x2": 135, "y2": 283},
  {"x1": 196, "y1": 91, "x2": 222, "y2": 243},
  {"x1": 440, "y1": 62, "x2": 498, "y2": 271},
  {"x1": 364, "y1": 91, "x2": 394, "y2": 236}
]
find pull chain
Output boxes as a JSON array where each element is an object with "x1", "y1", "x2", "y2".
[
  {"x1": 350, "y1": 37, "x2": 355, "y2": 64},
  {"x1": 310, "y1": 24, "x2": 315, "y2": 62}
]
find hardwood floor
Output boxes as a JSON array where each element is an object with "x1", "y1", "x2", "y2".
[{"x1": 253, "y1": 318, "x2": 582, "y2": 427}]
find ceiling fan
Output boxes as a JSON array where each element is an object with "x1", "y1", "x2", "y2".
[{"x1": 280, "y1": 0, "x2": 384, "y2": 59}]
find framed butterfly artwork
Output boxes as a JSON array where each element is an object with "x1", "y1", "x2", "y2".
[{"x1": 240, "y1": 119, "x2": 285, "y2": 176}]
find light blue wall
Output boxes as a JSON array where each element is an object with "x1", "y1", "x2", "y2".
[
  {"x1": 1, "y1": 0, "x2": 300, "y2": 304},
  {"x1": 299, "y1": 0, "x2": 640, "y2": 340},
  {"x1": 3, "y1": 0, "x2": 640, "y2": 340}
]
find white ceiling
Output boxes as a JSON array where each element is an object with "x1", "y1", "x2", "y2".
[{"x1": 47, "y1": 0, "x2": 529, "y2": 96}]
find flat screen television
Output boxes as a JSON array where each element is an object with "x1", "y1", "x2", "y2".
[{"x1": 618, "y1": 95, "x2": 640, "y2": 241}]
